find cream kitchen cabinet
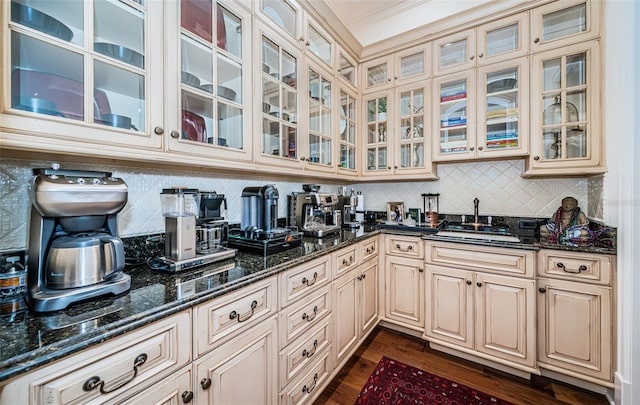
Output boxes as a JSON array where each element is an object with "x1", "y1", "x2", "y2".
[
  {"x1": 3, "y1": 0, "x2": 164, "y2": 150},
  {"x1": 525, "y1": 40, "x2": 603, "y2": 177},
  {"x1": 362, "y1": 43, "x2": 431, "y2": 93},
  {"x1": 0, "y1": 311, "x2": 191, "y2": 404},
  {"x1": 425, "y1": 241, "x2": 537, "y2": 371},
  {"x1": 537, "y1": 249, "x2": 615, "y2": 385},
  {"x1": 336, "y1": 85, "x2": 358, "y2": 174},
  {"x1": 303, "y1": 60, "x2": 335, "y2": 172},
  {"x1": 433, "y1": 58, "x2": 529, "y2": 161},
  {"x1": 333, "y1": 247, "x2": 378, "y2": 366},
  {"x1": 122, "y1": 365, "x2": 193, "y2": 405},
  {"x1": 194, "y1": 316, "x2": 279, "y2": 405},
  {"x1": 433, "y1": 12, "x2": 528, "y2": 76},
  {"x1": 530, "y1": 0, "x2": 600, "y2": 53}
]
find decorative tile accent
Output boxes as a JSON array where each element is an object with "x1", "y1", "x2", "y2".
[{"x1": 0, "y1": 158, "x2": 598, "y2": 251}]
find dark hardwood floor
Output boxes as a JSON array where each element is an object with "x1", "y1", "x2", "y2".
[{"x1": 314, "y1": 327, "x2": 610, "y2": 405}]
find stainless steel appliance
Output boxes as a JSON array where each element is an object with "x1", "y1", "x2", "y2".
[
  {"x1": 228, "y1": 185, "x2": 301, "y2": 255},
  {"x1": 290, "y1": 185, "x2": 341, "y2": 237},
  {"x1": 338, "y1": 189, "x2": 360, "y2": 229},
  {"x1": 27, "y1": 166, "x2": 131, "y2": 312},
  {"x1": 155, "y1": 188, "x2": 235, "y2": 272}
]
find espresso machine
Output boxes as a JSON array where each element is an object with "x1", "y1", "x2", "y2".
[
  {"x1": 337, "y1": 188, "x2": 360, "y2": 229},
  {"x1": 155, "y1": 188, "x2": 235, "y2": 272},
  {"x1": 228, "y1": 185, "x2": 301, "y2": 254},
  {"x1": 290, "y1": 184, "x2": 341, "y2": 237},
  {"x1": 27, "y1": 166, "x2": 131, "y2": 312}
]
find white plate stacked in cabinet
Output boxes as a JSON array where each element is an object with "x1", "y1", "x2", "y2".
[
  {"x1": 278, "y1": 255, "x2": 333, "y2": 404},
  {"x1": 536, "y1": 249, "x2": 616, "y2": 387}
]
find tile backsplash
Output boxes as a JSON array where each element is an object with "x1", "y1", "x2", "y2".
[{"x1": 0, "y1": 158, "x2": 600, "y2": 251}]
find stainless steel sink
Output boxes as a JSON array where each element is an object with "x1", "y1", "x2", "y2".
[{"x1": 436, "y1": 222, "x2": 520, "y2": 243}]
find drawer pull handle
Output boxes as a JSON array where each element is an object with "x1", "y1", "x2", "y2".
[
  {"x1": 302, "y1": 272, "x2": 318, "y2": 286},
  {"x1": 229, "y1": 300, "x2": 258, "y2": 323},
  {"x1": 302, "y1": 339, "x2": 318, "y2": 358},
  {"x1": 302, "y1": 305, "x2": 318, "y2": 322},
  {"x1": 182, "y1": 391, "x2": 194, "y2": 403},
  {"x1": 557, "y1": 262, "x2": 586, "y2": 274},
  {"x1": 200, "y1": 377, "x2": 212, "y2": 389},
  {"x1": 83, "y1": 353, "x2": 147, "y2": 394},
  {"x1": 302, "y1": 373, "x2": 319, "y2": 394},
  {"x1": 395, "y1": 244, "x2": 413, "y2": 252},
  {"x1": 366, "y1": 246, "x2": 375, "y2": 254},
  {"x1": 343, "y1": 256, "x2": 354, "y2": 266}
]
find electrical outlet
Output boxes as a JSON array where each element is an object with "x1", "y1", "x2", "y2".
[{"x1": 519, "y1": 219, "x2": 538, "y2": 230}]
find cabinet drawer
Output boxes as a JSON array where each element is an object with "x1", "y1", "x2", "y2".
[
  {"x1": 334, "y1": 246, "x2": 358, "y2": 278},
  {"x1": 426, "y1": 241, "x2": 535, "y2": 277},
  {"x1": 385, "y1": 235, "x2": 424, "y2": 259},
  {"x1": 0, "y1": 311, "x2": 191, "y2": 405},
  {"x1": 279, "y1": 349, "x2": 331, "y2": 405},
  {"x1": 280, "y1": 256, "x2": 331, "y2": 308},
  {"x1": 538, "y1": 249, "x2": 614, "y2": 285},
  {"x1": 361, "y1": 237, "x2": 378, "y2": 263},
  {"x1": 279, "y1": 316, "x2": 332, "y2": 389},
  {"x1": 121, "y1": 365, "x2": 192, "y2": 404},
  {"x1": 279, "y1": 287, "x2": 332, "y2": 349},
  {"x1": 195, "y1": 276, "x2": 277, "y2": 357}
]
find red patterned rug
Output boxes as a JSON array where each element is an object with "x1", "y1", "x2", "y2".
[{"x1": 355, "y1": 356, "x2": 515, "y2": 405}]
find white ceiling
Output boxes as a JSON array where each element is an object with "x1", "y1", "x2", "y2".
[{"x1": 317, "y1": 0, "x2": 510, "y2": 48}]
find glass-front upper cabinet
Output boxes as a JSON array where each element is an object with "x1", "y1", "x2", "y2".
[
  {"x1": 395, "y1": 82, "x2": 432, "y2": 175},
  {"x1": 433, "y1": 29, "x2": 476, "y2": 76},
  {"x1": 255, "y1": 22, "x2": 302, "y2": 168},
  {"x1": 531, "y1": 0, "x2": 599, "y2": 52},
  {"x1": 303, "y1": 19, "x2": 333, "y2": 70},
  {"x1": 476, "y1": 12, "x2": 529, "y2": 66},
  {"x1": 338, "y1": 87, "x2": 357, "y2": 173},
  {"x1": 527, "y1": 41, "x2": 602, "y2": 175},
  {"x1": 256, "y1": 0, "x2": 301, "y2": 45},
  {"x1": 476, "y1": 59, "x2": 528, "y2": 159},
  {"x1": 363, "y1": 92, "x2": 391, "y2": 175},
  {"x1": 432, "y1": 72, "x2": 476, "y2": 161},
  {"x1": 6, "y1": 0, "x2": 163, "y2": 148},
  {"x1": 337, "y1": 47, "x2": 357, "y2": 90},
  {"x1": 168, "y1": 0, "x2": 251, "y2": 160},
  {"x1": 362, "y1": 43, "x2": 430, "y2": 93},
  {"x1": 306, "y1": 66, "x2": 333, "y2": 170},
  {"x1": 362, "y1": 56, "x2": 392, "y2": 92}
]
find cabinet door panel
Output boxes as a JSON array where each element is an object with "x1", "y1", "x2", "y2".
[
  {"x1": 425, "y1": 265, "x2": 473, "y2": 348},
  {"x1": 384, "y1": 256, "x2": 424, "y2": 329},
  {"x1": 537, "y1": 278, "x2": 612, "y2": 381},
  {"x1": 333, "y1": 270, "x2": 359, "y2": 365},
  {"x1": 122, "y1": 366, "x2": 192, "y2": 405},
  {"x1": 360, "y1": 261, "x2": 379, "y2": 336},
  {"x1": 475, "y1": 273, "x2": 536, "y2": 367}
]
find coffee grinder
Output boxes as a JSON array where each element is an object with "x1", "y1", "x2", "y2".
[{"x1": 27, "y1": 166, "x2": 131, "y2": 312}]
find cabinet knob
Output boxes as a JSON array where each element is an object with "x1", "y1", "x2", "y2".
[
  {"x1": 534, "y1": 37, "x2": 540, "y2": 44},
  {"x1": 154, "y1": 126, "x2": 164, "y2": 135},
  {"x1": 182, "y1": 391, "x2": 194, "y2": 403},
  {"x1": 466, "y1": 280, "x2": 472, "y2": 285},
  {"x1": 419, "y1": 268, "x2": 424, "y2": 273},
  {"x1": 170, "y1": 130, "x2": 180, "y2": 138},
  {"x1": 394, "y1": 76, "x2": 398, "y2": 80},
  {"x1": 478, "y1": 53, "x2": 484, "y2": 58},
  {"x1": 200, "y1": 378, "x2": 212, "y2": 389},
  {"x1": 387, "y1": 77, "x2": 392, "y2": 82},
  {"x1": 387, "y1": 166, "x2": 391, "y2": 170},
  {"x1": 470, "y1": 55, "x2": 475, "y2": 60},
  {"x1": 470, "y1": 146, "x2": 474, "y2": 151},
  {"x1": 305, "y1": 41, "x2": 310, "y2": 46},
  {"x1": 533, "y1": 156, "x2": 540, "y2": 161},
  {"x1": 476, "y1": 281, "x2": 483, "y2": 287},
  {"x1": 538, "y1": 287, "x2": 546, "y2": 293},
  {"x1": 300, "y1": 157, "x2": 307, "y2": 161},
  {"x1": 478, "y1": 146, "x2": 483, "y2": 150},
  {"x1": 394, "y1": 165, "x2": 398, "y2": 169}
]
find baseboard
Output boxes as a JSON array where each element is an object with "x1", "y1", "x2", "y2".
[
  {"x1": 539, "y1": 368, "x2": 615, "y2": 398},
  {"x1": 377, "y1": 319, "x2": 424, "y2": 338}
]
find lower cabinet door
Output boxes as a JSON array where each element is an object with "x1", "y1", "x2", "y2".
[
  {"x1": 121, "y1": 366, "x2": 193, "y2": 405},
  {"x1": 360, "y1": 260, "x2": 379, "y2": 336},
  {"x1": 537, "y1": 278, "x2": 612, "y2": 381},
  {"x1": 333, "y1": 269, "x2": 359, "y2": 366},
  {"x1": 475, "y1": 272, "x2": 536, "y2": 367},
  {"x1": 195, "y1": 317, "x2": 278, "y2": 405},
  {"x1": 384, "y1": 256, "x2": 425, "y2": 329}
]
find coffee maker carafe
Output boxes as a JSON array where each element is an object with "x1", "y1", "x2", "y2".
[{"x1": 27, "y1": 166, "x2": 131, "y2": 312}]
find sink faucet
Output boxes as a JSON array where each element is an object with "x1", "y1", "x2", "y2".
[{"x1": 473, "y1": 198, "x2": 479, "y2": 224}]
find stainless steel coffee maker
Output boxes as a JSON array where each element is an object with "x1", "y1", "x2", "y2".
[
  {"x1": 291, "y1": 184, "x2": 341, "y2": 237},
  {"x1": 27, "y1": 166, "x2": 131, "y2": 312}
]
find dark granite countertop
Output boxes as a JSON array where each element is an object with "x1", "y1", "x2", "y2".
[{"x1": 0, "y1": 223, "x2": 616, "y2": 382}]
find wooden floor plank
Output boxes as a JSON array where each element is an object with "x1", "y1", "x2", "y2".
[{"x1": 314, "y1": 327, "x2": 609, "y2": 405}]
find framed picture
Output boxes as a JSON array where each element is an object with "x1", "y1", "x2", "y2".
[
  {"x1": 408, "y1": 208, "x2": 420, "y2": 223},
  {"x1": 387, "y1": 202, "x2": 405, "y2": 222}
]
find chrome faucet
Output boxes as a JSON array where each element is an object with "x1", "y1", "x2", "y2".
[{"x1": 473, "y1": 198, "x2": 479, "y2": 224}]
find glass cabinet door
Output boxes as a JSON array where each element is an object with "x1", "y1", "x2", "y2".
[
  {"x1": 260, "y1": 31, "x2": 299, "y2": 161},
  {"x1": 8, "y1": 0, "x2": 159, "y2": 145},
  {"x1": 259, "y1": 0, "x2": 300, "y2": 42},
  {"x1": 477, "y1": 60, "x2": 528, "y2": 158},
  {"x1": 179, "y1": 1, "x2": 247, "y2": 150},
  {"x1": 433, "y1": 29, "x2": 476, "y2": 76},
  {"x1": 477, "y1": 12, "x2": 528, "y2": 66},
  {"x1": 433, "y1": 72, "x2": 475, "y2": 161},
  {"x1": 397, "y1": 86, "x2": 427, "y2": 170},
  {"x1": 531, "y1": 0, "x2": 599, "y2": 52},
  {"x1": 338, "y1": 89, "x2": 357, "y2": 172},
  {"x1": 338, "y1": 48, "x2": 357, "y2": 89},
  {"x1": 362, "y1": 56, "x2": 392, "y2": 92},
  {"x1": 307, "y1": 67, "x2": 332, "y2": 166},
  {"x1": 306, "y1": 24, "x2": 332, "y2": 68},
  {"x1": 529, "y1": 41, "x2": 600, "y2": 173},
  {"x1": 394, "y1": 43, "x2": 430, "y2": 85},
  {"x1": 365, "y1": 94, "x2": 389, "y2": 172}
]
